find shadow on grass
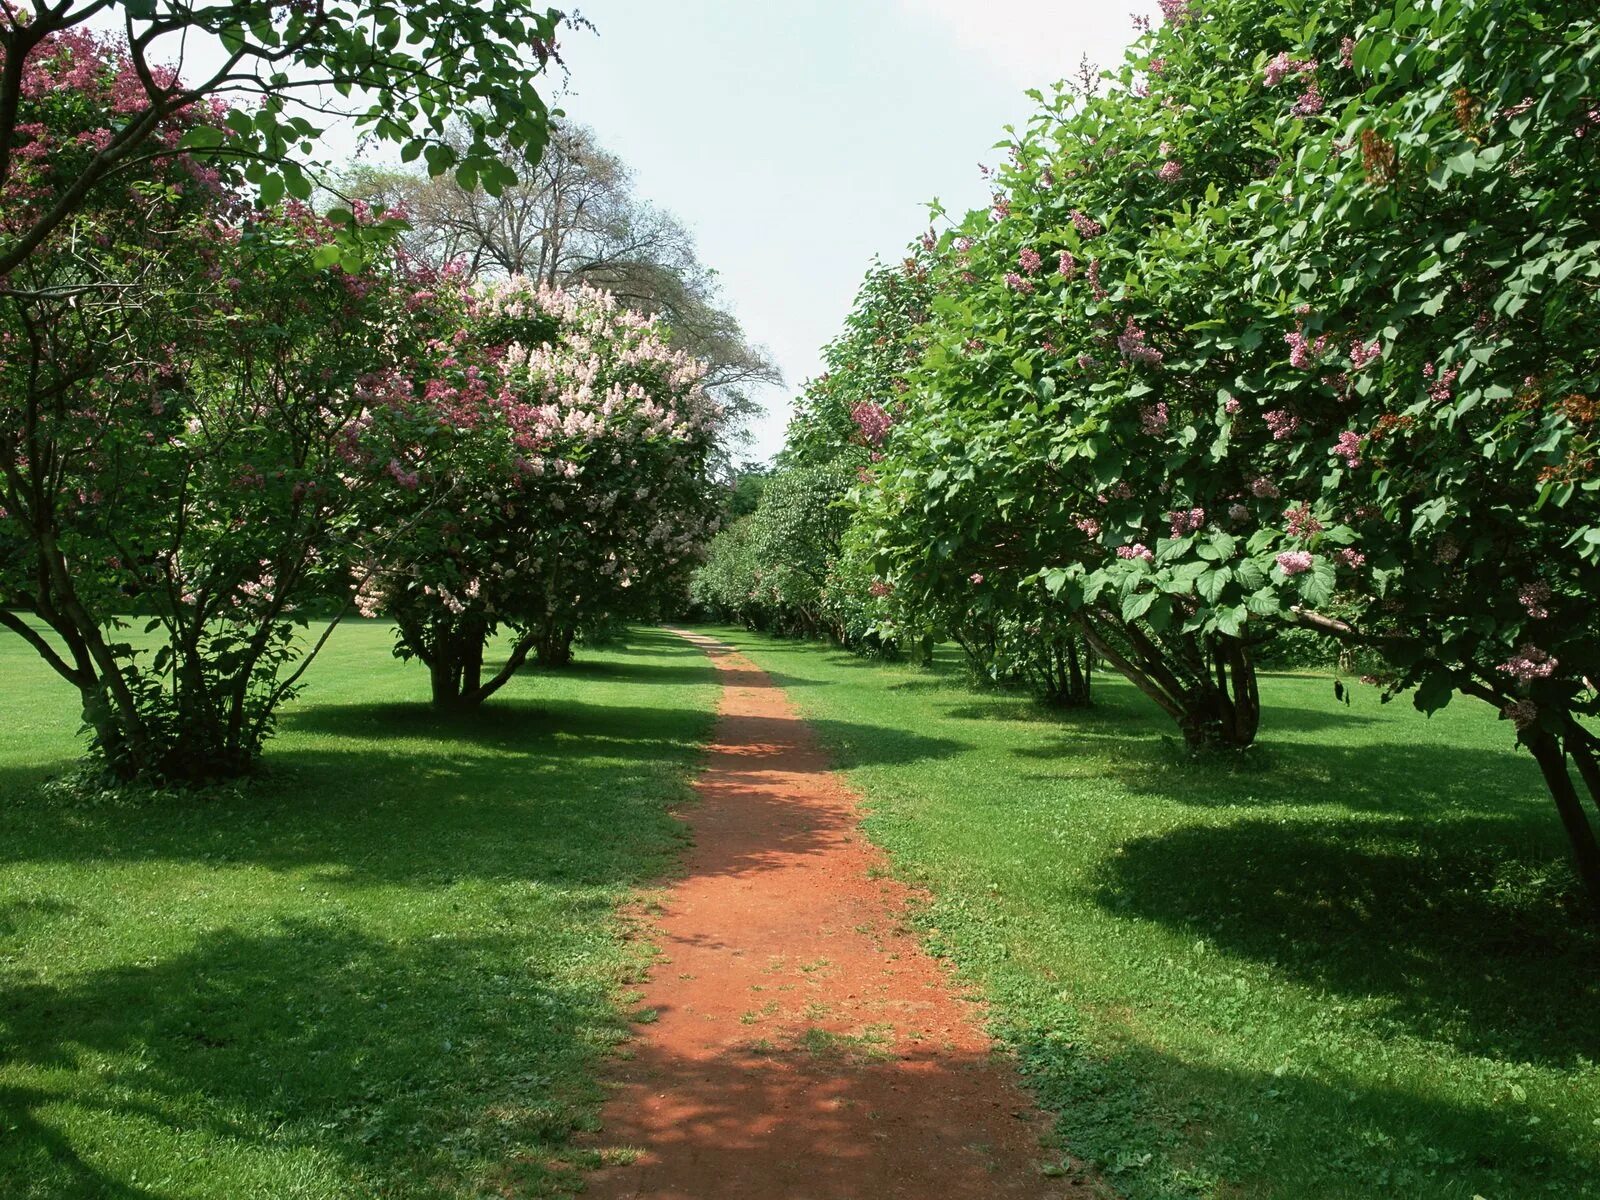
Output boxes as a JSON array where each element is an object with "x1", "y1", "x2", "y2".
[
  {"x1": 1092, "y1": 815, "x2": 1600, "y2": 1066},
  {"x1": 0, "y1": 922, "x2": 620, "y2": 1198},
  {"x1": 1010, "y1": 1020, "x2": 1598, "y2": 1197}
]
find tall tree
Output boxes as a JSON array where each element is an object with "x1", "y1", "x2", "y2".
[{"x1": 348, "y1": 124, "x2": 778, "y2": 427}]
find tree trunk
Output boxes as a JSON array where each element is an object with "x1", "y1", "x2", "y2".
[
  {"x1": 535, "y1": 625, "x2": 574, "y2": 668},
  {"x1": 1529, "y1": 730, "x2": 1600, "y2": 913}
]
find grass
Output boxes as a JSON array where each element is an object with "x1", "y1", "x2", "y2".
[
  {"x1": 0, "y1": 619, "x2": 719, "y2": 1199},
  {"x1": 706, "y1": 626, "x2": 1600, "y2": 1200}
]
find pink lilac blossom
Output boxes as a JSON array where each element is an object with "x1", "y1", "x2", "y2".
[
  {"x1": 1503, "y1": 697, "x2": 1540, "y2": 730},
  {"x1": 1263, "y1": 409, "x2": 1301, "y2": 440},
  {"x1": 1078, "y1": 353, "x2": 1101, "y2": 371},
  {"x1": 1264, "y1": 52, "x2": 1316, "y2": 88},
  {"x1": 1332, "y1": 431, "x2": 1363, "y2": 469},
  {"x1": 1158, "y1": 0, "x2": 1189, "y2": 25},
  {"x1": 851, "y1": 401, "x2": 894, "y2": 447},
  {"x1": 1140, "y1": 401, "x2": 1170, "y2": 434},
  {"x1": 1276, "y1": 550, "x2": 1314, "y2": 575},
  {"x1": 1519, "y1": 580, "x2": 1552, "y2": 619},
  {"x1": 1336, "y1": 547, "x2": 1366, "y2": 569},
  {"x1": 1283, "y1": 503, "x2": 1324, "y2": 538},
  {"x1": 1169, "y1": 507, "x2": 1206, "y2": 536},
  {"x1": 1004, "y1": 272, "x2": 1035, "y2": 294},
  {"x1": 1019, "y1": 246, "x2": 1044, "y2": 274},
  {"x1": 1088, "y1": 259, "x2": 1108, "y2": 300},
  {"x1": 1292, "y1": 82, "x2": 1324, "y2": 117},
  {"x1": 1349, "y1": 336, "x2": 1382, "y2": 371},
  {"x1": 1498, "y1": 644, "x2": 1558, "y2": 683},
  {"x1": 1119, "y1": 319, "x2": 1164, "y2": 366},
  {"x1": 1158, "y1": 159, "x2": 1183, "y2": 182},
  {"x1": 1285, "y1": 327, "x2": 1330, "y2": 369},
  {"x1": 1424, "y1": 361, "x2": 1459, "y2": 403},
  {"x1": 1070, "y1": 210, "x2": 1104, "y2": 238},
  {"x1": 921, "y1": 229, "x2": 937, "y2": 251},
  {"x1": 1058, "y1": 250, "x2": 1077, "y2": 278},
  {"x1": 1223, "y1": 395, "x2": 1242, "y2": 415},
  {"x1": 1340, "y1": 37, "x2": 1356, "y2": 68},
  {"x1": 1075, "y1": 515, "x2": 1103, "y2": 537},
  {"x1": 1117, "y1": 543, "x2": 1155, "y2": 562},
  {"x1": 1250, "y1": 476, "x2": 1281, "y2": 499},
  {"x1": 969, "y1": 573, "x2": 985, "y2": 585}
]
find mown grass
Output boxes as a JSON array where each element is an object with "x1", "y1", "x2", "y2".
[
  {"x1": 0, "y1": 619, "x2": 719, "y2": 1199},
  {"x1": 708, "y1": 627, "x2": 1600, "y2": 1200}
]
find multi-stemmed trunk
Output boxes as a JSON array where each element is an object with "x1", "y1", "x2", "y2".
[
  {"x1": 1076, "y1": 611, "x2": 1259, "y2": 750},
  {"x1": 1035, "y1": 633, "x2": 1093, "y2": 708}
]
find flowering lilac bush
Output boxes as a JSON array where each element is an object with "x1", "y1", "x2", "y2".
[
  {"x1": 357, "y1": 279, "x2": 727, "y2": 709},
  {"x1": 0, "y1": 38, "x2": 444, "y2": 781},
  {"x1": 862, "y1": 0, "x2": 1600, "y2": 896},
  {"x1": 0, "y1": 0, "x2": 568, "y2": 282}
]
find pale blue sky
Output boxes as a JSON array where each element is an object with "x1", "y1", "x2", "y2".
[{"x1": 557, "y1": 2, "x2": 1159, "y2": 460}]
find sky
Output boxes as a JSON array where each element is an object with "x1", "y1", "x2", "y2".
[{"x1": 554, "y1": 1, "x2": 1160, "y2": 461}]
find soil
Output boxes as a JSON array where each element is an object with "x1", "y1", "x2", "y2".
[{"x1": 584, "y1": 630, "x2": 1097, "y2": 1199}]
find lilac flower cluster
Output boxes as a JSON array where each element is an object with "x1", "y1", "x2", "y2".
[
  {"x1": 1519, "y1": 580, "x2": 1552, "y2": 619},
  {"x1": 1117, "y1": 543, "x2": 1155, "y2": 562},
  {"x1": 1263, "y1": 409, "x2": 1301, "y2": 440},
  {"x1": 1276, "y1": 550, "x2": 1313, "y2": 575},
  {"x1": 1332, "y1": 431, "x2": 1362, "y2": 469},
  {"x1": 1498, "y1": 644, "x2": 1558, "y2": 683},
  {"x1": 1119, "y1": 318, "x2": 1164, "y2": 366},
  {"x1": 1140, "y1": 401, "x2": 1170, "y2": 434},
  {"x1": 1169, "y1": 507, "x2": 1205, "y2": 536}
]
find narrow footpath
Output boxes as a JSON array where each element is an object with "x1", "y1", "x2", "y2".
[{"x1": 586, "y1": 630, "x2": 1093, "y2": 1199}]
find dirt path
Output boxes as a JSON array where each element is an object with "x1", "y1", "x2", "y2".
[{"x1": 585, "y1": 630, "x2": 1093, "y2": 1199}]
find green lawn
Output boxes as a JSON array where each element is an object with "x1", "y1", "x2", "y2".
[
  {"x1": 0, "y1": 620, "x2": 719, "y2": 1199},
  {"x1": 710, "y1": 627, "x2": 1600, "y2": 1200}
]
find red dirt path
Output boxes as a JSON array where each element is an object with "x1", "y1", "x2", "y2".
[{"x1": 585, "y1": 630, "x2": 1095, "y2": 1199}]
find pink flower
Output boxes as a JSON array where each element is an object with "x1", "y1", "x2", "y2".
[
  {"x1": 851, "y1": 402, "x2": 894, "y2": 447},
  {"x1": 1264, "y1": 51, "x2": 1316, "y2": 87},
  {"x1": 1498, "y1": 645, "x2": 1558, "y2": 683},
  {"x1": 1158, "y1": 159, "x2": 1183, "y2": 182},
  {"x1": 1117, "y1": 543, "x2": 1155, "y2": 562},
  {"x1": 1018, "y1": 247, "x2": 1043, "y2": 274},
  {"x1": 1276, "y1": 550, "x2": 1313, "y2": 575},
  {"x1": 1075, "y1": 515, "x2": 1102, "y2": 537},
  {"x1": 1285, "y1": 327, "x2": 1329, "y2": 369},
  {"x1": 1283, "y1": 503, "x2": 1323, "y2": 538},
  {"x1": 1223, "y1": 395, "x2": 1242, "y2": 415},
  {"x1": 1250, "y1": 476, "x2": 1281, "y2": 499},
  {"x1": 969, "y1": 572, "x2": 985, "y2": 585},
  {"x1": 1292, "y1": 82, "x2": 1324, "y2": 117},
  {"x1": 1425, "y1": 361, "x2": 1459, "y2": 404},
  {"x1": 1169, "y1": 507, "x2": 1206, "y2": 536},
  {"x1": 1503, "y1": 698, "x2": 1539, "y2": 730},
  {"x1": 1140, "y1": 402, "x2": 1170, "y2": 434},
  {"x1": 1336, "y1": 547, "x2": 1366, "y2": 569},
  {"x1": 1119, "y1": 319, "x2": 1164, "y2": 366},
  {"x1": 1340, "y1": 37, "x2": 1357, "y2": 69},
  {"x1": 1057, "y1": 250, "x2": 1077, "y2": 278},
  {"x1": 1332, "y1": 431, "x2": 1362, "y2": 469},
  {"x1": 1158, "y1": 0, "x2": 1190, "y2": 25},
  {"x1": 1088, "y1": 258, "x2": 1108, "y2": 300},
  {"x1": 1519, "y1": 580, "x2": 1551, "y2": 619},
  {"x1": 1349, "y1": 337, "x2": 1382, "y2": 371},
  {"x1": 1004, "y1": 271, "x2": 1035, "y2": 294},
  {"x1": 1263, "y1": 409, "x2": 1301, "y2": 440},
  {"x1": 1070, "y1": 210, "x2": 1103, "y2": 239}
]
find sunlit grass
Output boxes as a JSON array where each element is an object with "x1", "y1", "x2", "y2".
[
  {"x1": 711, "y1": 627, "x2": 1600, "y2": 1200},
  {"x1": 0, "y1": 619, "x2": 718, "y2": 1199}
]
